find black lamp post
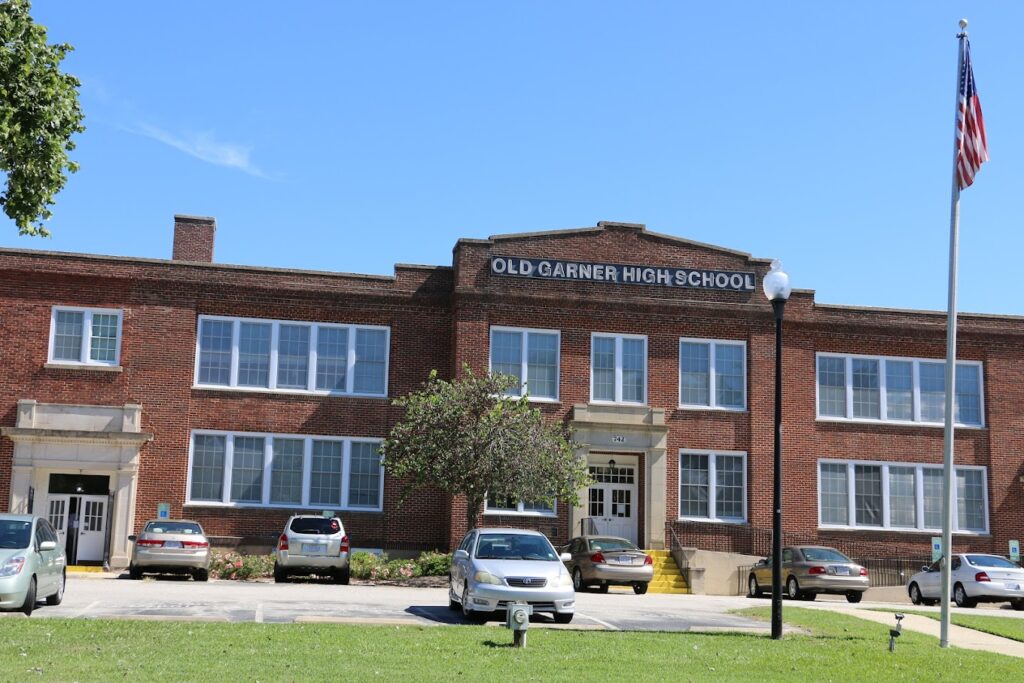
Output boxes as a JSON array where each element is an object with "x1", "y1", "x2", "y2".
[{"x1": 762, "y1": 259, "x2": 791, "y2": 641}]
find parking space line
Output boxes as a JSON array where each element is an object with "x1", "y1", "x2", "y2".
[
  {"x1": 255, "y1": 603, "x2": 263, "y2": 623},
  {"x1": 576, "y1": 612, "x2": 619, "y2": 630},
  {"x1": 70, "y1": 601, "x2": 100, "y2": 619}
]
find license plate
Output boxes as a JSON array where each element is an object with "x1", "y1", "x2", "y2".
[
  {"x1": 830, "y1": 566, "x2": 850, "y2": 576},
  {"x1": 617, "y1": 556, "x2": 631, "y2": 564},
  {"x1": 302, "y1": 543, "x2": 326, "y2": 554},
  {"x1": 1009, "y1": 583, "x2": 1021, "y2": 591},
  {"x1": 164, "y1": 541, "x2": 182, "y2": 549}
]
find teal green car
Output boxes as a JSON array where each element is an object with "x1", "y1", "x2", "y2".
[{"x1": 0, "y1": 514, "x2": 67, "y2": 616}]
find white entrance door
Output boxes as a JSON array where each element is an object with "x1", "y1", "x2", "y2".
[
  {"x1": 46, "y1": 494, "x2": 107, "y2": 563},
  {"x1": 587, "y1": 464, "x2": 638, "y2": 545}
]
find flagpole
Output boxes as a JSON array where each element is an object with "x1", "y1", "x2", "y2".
[{"x1": 939, "y1": 18, "x2": 969, "y2": 649}]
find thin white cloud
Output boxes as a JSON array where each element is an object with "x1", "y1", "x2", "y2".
[{"x1": 133, "y1": 123, "x2": 269, "y2": 178}]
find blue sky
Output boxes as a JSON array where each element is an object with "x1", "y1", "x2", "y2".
[{"x1": 4, "y1": 2, "x2": 1023, "y2": 314}]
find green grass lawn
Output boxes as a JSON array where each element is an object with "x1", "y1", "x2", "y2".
[
  {"x1": 0, "y1": 608, "x2": 1018, "y2": 682},
  {"x1": 874, "y1": 608, "x2": 1024, "y2": 643}
]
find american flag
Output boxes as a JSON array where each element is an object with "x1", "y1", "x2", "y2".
[{"x1": 956, "y1": 39, "x2": 988, "y2": 190}]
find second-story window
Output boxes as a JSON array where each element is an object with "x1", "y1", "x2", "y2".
[
  {"x1": 489, "y1": 327, "x2": 560, "y2": 400},
  {"x1": 48, "y1": 307, "x2": 123, "y2": 367},
  {"x1": 679, "y1": 339, "x2": 746, "y2": 410},
  {"x1": 591, "y1": 333, "x2": 647, "y2": 404},
  {"x1": 195, "y1": 315, "x2": 389, "y2": 396}
]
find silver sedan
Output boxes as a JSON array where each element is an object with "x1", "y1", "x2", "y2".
[
  {"x1": 449, "y1": 528, "x2": 575, "y2": 623},
  {"x1": 748, "y1": 545, "x2": 869, "y2": 603},
  {"x1": 908, "y1": 554, "x2": 1024, "y2": 609}
]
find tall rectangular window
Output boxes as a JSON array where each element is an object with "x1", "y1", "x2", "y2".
[
  {"x1": 678, "y1": 451, "x2": 747, "y2": 522},
  {"x1": 195, "y1": 316, "x2": 388, "y2": 397},
  {"x1": 819, "y1": 463, "x2": 848, "y2": 525},
  {"x1": 489, "y1": 327, "x2": 560, "y2": 400},
  {"x1": 190, "y1": 434, "x2": 226, "y2": 501},
  {"x1": 230, "y1": 436, "x2": 265, "y2": 503},
  {"x1": 188, "y1": 431, "x2": 383, "y2": 511},
  {"x1": 591, "y1": 334, "x2": 646, "y2": 404},
  {"x1": 49, "y1": 307, "x2": 123, "y2": 367},
  {"x1": 679, "y1": 339, "x2": 746, "y2": 410},
  {"x1": 819, "y1": 461, "x2": 987, "y2": 533},
  {"x1": 270, "y1": 438, "x2": 304, "y2": 504},
  {"x1": 816, "y1": 354, "x2": 983, "y2": 427}
]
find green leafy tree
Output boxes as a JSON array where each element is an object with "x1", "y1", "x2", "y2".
[
  {"x1": 0, "y1": 0, "x2": 85, "y2": 236},
  {"x1": 380, "y1": 368, "x2": 590, "y2": 533}
]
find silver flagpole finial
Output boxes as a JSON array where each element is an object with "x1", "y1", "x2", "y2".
[{"x1": 959, "y1": 18, "x2": 968, "y2": 30}]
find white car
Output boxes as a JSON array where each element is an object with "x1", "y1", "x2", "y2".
[
  {"x1": 449, "y1": 528, "x2": 575, "y2": 623},
  {"x1": 907, "y1": 553, "x2": 1024, "y2": 609}
]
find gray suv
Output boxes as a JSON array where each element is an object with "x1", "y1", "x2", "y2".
[{"x1": 273, "y1": 515, "x2": 350, "y2": 584}]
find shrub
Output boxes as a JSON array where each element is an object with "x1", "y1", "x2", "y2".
[
  {"x1": 350, "y1": 550, "x2": 386, "y2": 580},
  {"x1": 414, "y1": 551, "x2": 451, "y2": 577},
  {"x1": 210, "y1": 551, "x2": 274, "y2": 580}
]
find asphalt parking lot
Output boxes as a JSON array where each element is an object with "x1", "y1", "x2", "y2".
[{"x1": 9, "y1": 574, "x2": 992, "y2": 631}]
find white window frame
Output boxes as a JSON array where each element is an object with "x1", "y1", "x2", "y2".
[
  {"x1": 483, "y1": 496, "x2": 557, "y2": 518},
  {"x1": 185, "y1": 429, "x2": 384, "y2": 512},
  {"x1": 590, "y1": 332, "x2": 648, "y2": 405},
  {"x1": 815, "y1": 352, "x2": 984, "y2": 427},
  {"x1": 678, "y1": 338, "x2": 747, "y2": 411},
  {"x1": 488, "y1": 326, "x2": 560, "y2": 402},
  {"x1": 816, "y1": 458, "x2": 989, "y2": 534},
  {"x1": 193, "y1": 315, "x2": 390, "y2": 397},
  {"x1": 48, "y1": 306, "x2": 124, "y2": 367},
  {"x1": 677, "y1": 449, "x2": 748, "y2": 524}
]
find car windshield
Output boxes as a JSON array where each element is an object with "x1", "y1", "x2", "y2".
[
  {"x1": 145, "y1": 522, "x2": 203, "y2": 535},
  {"x1": 475, "y1": 533, "x2": 558, "y2": 561},
  {"x1": 800, "y1": 547, "x2": 852, "y2": 563},
  {"x1": 290, "y1": 518, "x2": 341, "y2": 535},
  {"x1": 965, "y1": 554, "x2": 1020, "y2": 569},
  {"x1": 588, "y1": 538, "x2": 637, "y2": 552},
  {"x1": 0, "y1": 519, "x2": 32, "y2": 549}
]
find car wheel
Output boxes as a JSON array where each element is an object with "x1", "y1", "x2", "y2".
[
  {"x1": 273, "y1": 563, "x2": 288, "y2": 584},
  {"x1": 129, "y1": 564, "x2": 143, "y2": 580},
  {"x1": 1011, "y1": 599, "x2": 1024, "y2": 612},
  {"x1": 786, "y1": 576, "x2": 802, "y2": 600},
  {"x1": 954, "y1": 583, "x2": 976, "y2": 608},
  {"x1": 632, "y1": 582, "x2": 648, "y2": 595},
  {"x1": 908, "y1": 583, "x2": 923, "y2": 605},
  {"x1": 597, "y1": 583, "x2": 609, "y2": 594},
  {"x1": 553, "y1": 612, "x2": 574, "y2": 624},
  {"x1": 46, "y1": 571, "x2": 66, "y2": 606},
  {"x1": 748, "y1": 575, "x2": 763, "y2": 598},
  {"x1": 193, "y1": 568, "x2": 209, "y2": 582},
  {"x1": 334, "y1": 568, "x2": 350, "y2": 585},
  {"x1": 572, "y1": 568, "x2": 585, "y2": 592},
  {"x1": 462, "y1": 583, "x2": 487, "y2": 623},
  {"x1": 799, "y1": 591, "x2": 816, "y2": 601},
  {"x1": 21, "y1": 577, "x2": 37, "y2": 616},
  {"x1": 845, "y1": 591, "x2": 863, "y2": 604}
]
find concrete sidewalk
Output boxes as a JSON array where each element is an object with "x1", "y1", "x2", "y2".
[{"x1": 847, "y1": 609, "x2": 1024, "y2": 659}]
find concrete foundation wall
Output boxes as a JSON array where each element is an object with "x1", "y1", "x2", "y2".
[{"x1": 677, "y1": 547, "x2": 764, "y2": 595}]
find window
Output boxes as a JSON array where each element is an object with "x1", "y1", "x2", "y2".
[
  {"x1": 489, "y1": 327, "x2": 560, "y2": 400},
  {"x1": 484, "y1": 495, "x2": 556, "y2": 516},
  {"x1": 591, "y1": 333, "x2": 646, "y2": 404},
  {"x1": 195, "y1": 316, "x2": 389, "y2": 396},
  {"x1": 815, "y1": 354, "x2": 983, "y2": 426},
  {"x1": 679, "y1": 339, "x2": 746, "y2": 410},
  {"x1": 678, "y1": 450, "x2": 747, "y2": 523},
  {"x1": 817, "y1": 460, "x2": 988, "y2": 533},
  {"x1": 48, "y1": 307, "x2": 123, "y2": 367},
  {"x1": 187, "y1": 431, "x2": 384, "y2": 511}
]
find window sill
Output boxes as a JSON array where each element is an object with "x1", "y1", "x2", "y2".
[
  {"x1": 44, "y1": 362, "x2": 123, "y2": 373},
  {"x1": 677, "y1": 517, "x2": 747, "y2": 525},
  {"x1": 184, "y1": 501, "x2": 383, "y2": 513},
  {"x1": 191, "y1": 385, "x2": 389, "y2": 400},
  {"x1": 483, "y1": 511, "x2": 557, "y2": 518},
  {"x1": 815, "y1": 417, "x2": 985, "y2": 430},
  {"x1": 677, "y1": 405, "x2": 747, "y2": 413},
  {"x1": 817, "y1": 525, "x2": 990, "y2": 536}
]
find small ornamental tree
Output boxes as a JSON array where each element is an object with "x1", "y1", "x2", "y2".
[
  {"x1": 379, "y1": 368, "x2": 590, "y2": 533},
  {"x1": 0, "y1": 0, "x2": 85, "y2": 236}
]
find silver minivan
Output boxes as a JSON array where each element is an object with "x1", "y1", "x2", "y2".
[{"x1": 0, "y1": 514, "x2": 67, "y2": 616}]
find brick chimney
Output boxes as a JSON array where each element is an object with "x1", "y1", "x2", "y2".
[{"x1": 172, "y1": 214, "x2": 216, "y2": 262}]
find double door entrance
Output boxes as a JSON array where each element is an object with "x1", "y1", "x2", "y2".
[
  {"x1": 587, "y1": 461, "x2": 638, "y2": 545},
  {"x1": 45, "y1": 474, "x2": 110, "y2": 565}
]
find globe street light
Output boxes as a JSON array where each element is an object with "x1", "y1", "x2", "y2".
[{"x1": 762, "y1": 259, "x2": 791, "y2": 641}]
